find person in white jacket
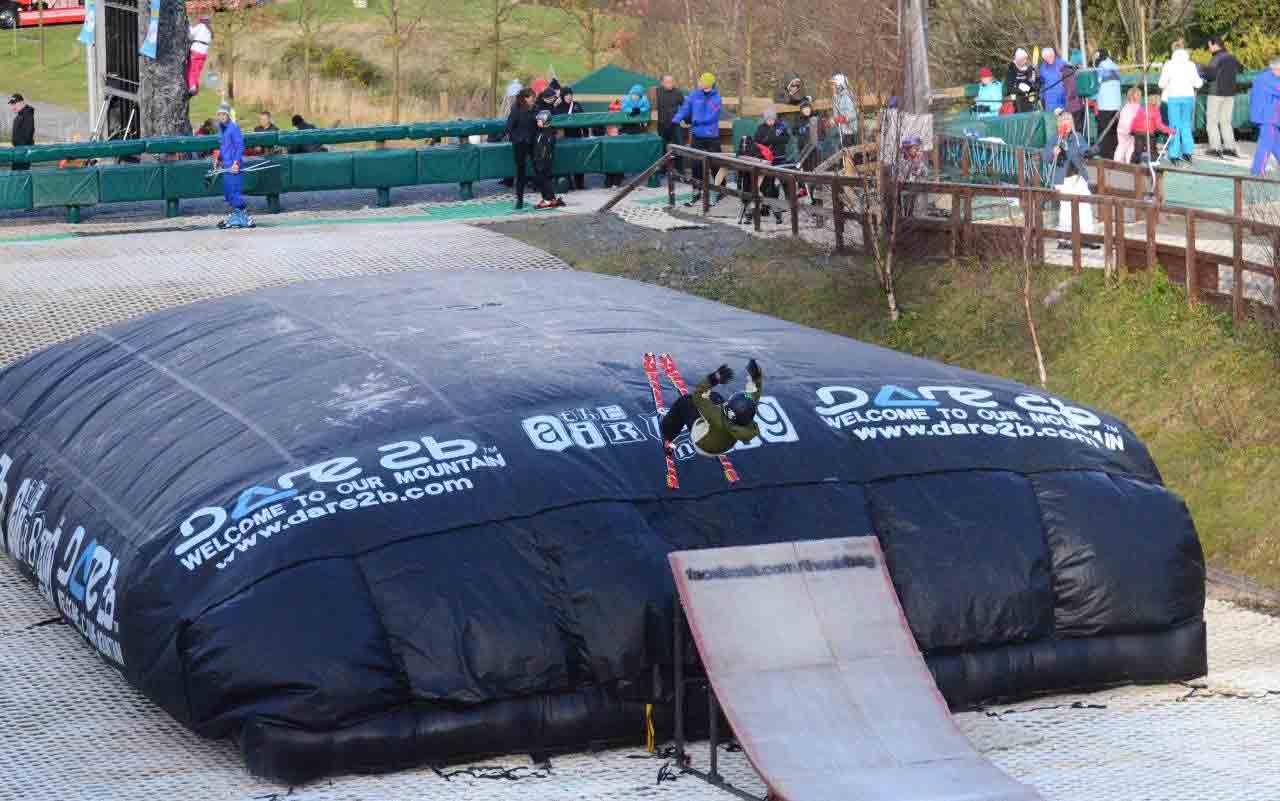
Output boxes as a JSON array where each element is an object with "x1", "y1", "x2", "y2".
[
  {"x1": 187, "y1": 16, "x2": 213, "y2": 97},
  {"x1": 831, "y1": 74, "x2": 858, "y2": 147},
  {"x1": 1158, "y1": 46, "x2": 1203, "y2": 165}
]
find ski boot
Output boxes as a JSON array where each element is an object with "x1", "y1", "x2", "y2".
[{"x1": 219, "y1": 209, "x2": 255, "y2": 229}]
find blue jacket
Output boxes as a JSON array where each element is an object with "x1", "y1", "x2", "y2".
[
  {"x1": 1042, "y1": 130, "x2": 1090, "y2": 186},
  {"x1": 672, "y1": 87, "x2": 723, "y2": 139},
  {"x1": 1096, "y1": 58, "x2": 1122, "y2": 111},
  {"x1": 1039, "y1": 61, "x2": 1067, "y2": 112},
  {"x1": 218, "y1": 120, "x2": 244, "y2": 168},
  {"x1": 620, "y1": 84, "x2": 651, "y2": 118},
  {"x1": 975, "y1": 80, "x2": 1004, "y2": 117},
  {"x1": 1250, "y1": 70, "x2": 1280, "y2": 127}
]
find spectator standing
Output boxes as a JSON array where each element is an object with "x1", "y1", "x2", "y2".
[
  {"x1": 1202, "y1": 37, "x2": 1242, "y2": 158},
  {"x1": 1094, "y1": 49, "x2": 1122, "y2": 159},
  {"x1": 1062, "y1": 62, "x2": 1088, "y2": 137},
  {"x1": 1039, "y1": 47, "x2": 1067, "y2": 112},
  {"x1": 975, "y1": 67, "x2": 1003, "y2": 117},
  {"x1": 1006, "y1": 48, "x2": 1039, "y2": 113},
  {"x1": 620, "y1": 83, "x2": 651, "y2": 133},
  {"x1": 671, "y1": 72, "x2": 723, "y2": 206},
  {"x1": 246, "y1": 111, "x2": 279, "y2": 156},
  {"x1": 1113, "y1": 87, "x2": 1143, "y2": 164},
  {"x1": 1130, "y1": 92, "x2": 1173, "y2": 164},
  {"x1": 188, "y1": 16, "x2": 213, "y2": 97},
  {"x1": 556, "y1": 87, "x2": 586, "y2": 190},
  {"x1": 505, "y1": 88, "x2": 538, "y2": 209},
  {"x1": 531, "y1": 110, "x2": 564, "y2": 209},
  {"x1": 1158, "y1": 44, "x2": 1202, "y2": 164},
  {"x1": 214, "y1": 104, "x2": 252, "y2": 229},
  {"x1": 1249, "y1": 58, "x2": 1280, "y2": 176},
  {"x1": 753, "y1": 106, "x2": 791, "y2": 209},
  {"x1": 655, "y1": 74, "x2": 685, "y2": 174},
  {"x1": 831, "y1": 73, "x2": 858, "y2": 147},
  {"x1": 6, "y1": 93, "x2": 33, "y2": 170}
]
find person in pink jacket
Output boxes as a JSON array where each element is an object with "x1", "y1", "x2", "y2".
[{"x1": 1113, "y1": 88, "x2": 1143, "y2": 164}]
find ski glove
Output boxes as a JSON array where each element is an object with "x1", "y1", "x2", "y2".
[
  {"x1": 1018, "y1": 82, "x2": 1031, "y2": 93},
  {"x1": 746, "y1": 359, "x2": 762, "y2": 383},
  {"x1": 835, "y1": 115, "x2": 848, "y2": 125},
  {"x1": 706, "y1": 365, "x2": 734, "y2": 386}
]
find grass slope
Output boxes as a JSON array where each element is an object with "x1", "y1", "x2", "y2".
[{"x1": 502, "y1": 220, "x2": 1280, "y2": 588}]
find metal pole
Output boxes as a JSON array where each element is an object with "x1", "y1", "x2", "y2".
[
  {"x1": 1074, "y1": 0, "x2": 1086, "y2": 63},
  {"x1": 1059, "y1": 0, "x2": 1069, "y2": 61},
  {"x1": 673, "y1": 595, "x2": 685, "y2": 763}
]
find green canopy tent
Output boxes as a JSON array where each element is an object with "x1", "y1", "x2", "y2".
[{"x1": 569, "y1": 64, "x2": 659, "y2": 112}]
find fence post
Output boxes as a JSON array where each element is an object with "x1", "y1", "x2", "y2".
[
  {"x1": 1103, "y1": 201, "x2": 1114, "y2": 280},
  {"x1": 701, "y1": 155, "x2": 711, "y2": 215},
  {"x1": 668, "y1": 158, "x2": 676, "y2": 207},
  {"x1": 1117, "y1": 201, "x2": 1128, "y2": 277},
  {"x1": 1146, "y1": 206, "x2": 1157, "y2": 272},
  {"x1": 751, "y1": 168, "x2": 762, "y2": 232},
  {"x1": 1156, "y1": 170, "x2": 1166, "y2": 208},
  {"x1": 1017, "y1": 149, "x2": 1025, "y2": 188},
  {"x1": 1184, "y1": 210, "x2": 1197, "y2": 307},
  {"x1": 1232, "y1": 220, "x2": 1245, "y2": 322},
  {"x1": 961, "y1": 140, "x2": 971, "y2": 178},
  {"x1": 950, "y1": 189, "x2": 961, "y2": 262},
  {"x1": 832, "y1": 180, "x2": 845, "y2": 251},
  {"x1": 931, "y1": 145, "x2": 941, "y2": 176},
  {"x1": 1071, "y1": 198, "x2": 1082, "y2": 274},
  {"x1": 788, "y1": 175, "x2": 800, "y2": 237},
  {"x1": 1098, "y1": 164, "x2": 1108, "y2": 196},
  {"x1": 1234, "y1": 177, "x2": 1244, "y2": 220}
]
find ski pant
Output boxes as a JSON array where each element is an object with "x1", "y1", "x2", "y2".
[
  {"x1": 1096, "y1": 110, "x2": 1118, "y2": 160},
  {"x1": 1113, "y1": 131, "x2": 1135, "y2": 165},
  {"x1": 1254, "y1": 124, "x2": 1280, "y2": 177},
  {"x1": 223, "y1": 172, "x2": 245, "y2": 210},
  {"x1": 533, "y1": 158, "x2": 556, "y2": 201},
  {"x1": 512, "y1": 142, "x2": 533, "y2": 200},
  {"x1": 1206, "y1": 95, "x2": 1237, "y2": 153},
  {"x1": 188, "y1": 51, "x2": 208, "y2": 93},
  {"x1": 661, "y1": 392, "x2": 725, "y2": 443},
  {"x1": 690, "y1": 136, "x2": 720, "y2": 191},
  {"x1": 661, "y1": 124, "x2": 684, "y2": 173},
  {"x1": 1165, "y1": 96, "x2": 1195, "y2": 160}
]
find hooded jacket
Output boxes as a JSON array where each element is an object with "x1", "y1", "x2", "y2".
[
  {"x1": 218, "y1": 119, "x2": 244, "y2": 168},
  {"x1": 505, "y1": 102, "x2": 538, "y2": 145},
  {"x1": 1249, "y1": 70, "x2": 1280, "y2": 127},
  {"x1": 1062, "y1": 64, "x2": 1084, "y2": 113},
  {"x1": 620, "y1": 84, "x2": 651, "y2": 117},
  {"x1": 671, "y1": 86, "x2": 723, "y2": 139},
  {"x1": 1158, "y1": 50, "x2": 1203, "y2": 99},
  {"x1": 10, "y1": 105, "x2": 34, "y2": 148},
  {"x1": 1039, "y1": 56, "x2": 1068, "y2": 112},
  {"x1": 655, "y1": 84, "x2": 684, "y2": 129},
  {"x1": 1203, "y1": 49, "x2": 1243, "y2": 97}
]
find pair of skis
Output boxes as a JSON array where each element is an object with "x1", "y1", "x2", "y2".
[{"x1": 643, "y1": 352, "x2": 740, "y2": 490}]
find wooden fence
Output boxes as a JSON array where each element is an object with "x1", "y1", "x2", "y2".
[{"x1": 662, "y1": 143, "x2": 1280, "y2": 323}]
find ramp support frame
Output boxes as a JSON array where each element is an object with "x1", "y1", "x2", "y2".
[{"x1": 672, "y1": 594, "x2": 768, "y2": 801}]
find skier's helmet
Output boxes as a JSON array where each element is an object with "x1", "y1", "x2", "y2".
[
  {"x1": 535, "y1": 110, "x2": 552, "y2": 126},
  {"x1": 724, "y1": 392, "x2": 757, "y2": 426}
]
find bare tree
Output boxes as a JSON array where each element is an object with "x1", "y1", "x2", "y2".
[
  {"x1": 137, "y1": 0, "x2": 191, "y2": 137},
  {"x1": 294, "y1": 0, "x2": 336, "y2": 116},
  {"x1": 213, "y1": 2, "x2": 257, "y2": 102},
  {"x1": 375, "y1": 0, "x2": 431, "y2": 123}
]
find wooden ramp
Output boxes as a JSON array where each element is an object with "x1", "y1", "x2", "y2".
[{"x1": 669, "y1": 537, "x2": 1044, "y2": 801}]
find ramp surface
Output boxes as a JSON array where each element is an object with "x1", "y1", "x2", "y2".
[{"x1": 670, "y1": 537, "x2": 1045, "y2": 801}]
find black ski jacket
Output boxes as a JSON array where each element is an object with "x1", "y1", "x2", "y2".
[
  {"x1": 1203, "y1": 50, "x2": 1243, "y2": 97},
  {"x1": 11, "y1": 105, "x2": 34, "y2": 148},
  {"x1": 506, "y1": 105, "x2": 538, "y2": 145},
  {"x1": 655, "y1": 86, "x2": 685, "y2": 129}
]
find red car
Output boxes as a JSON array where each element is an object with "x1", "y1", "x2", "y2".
[{"x1": 0, "y1": 0, "x2": 86, "y2": 29}]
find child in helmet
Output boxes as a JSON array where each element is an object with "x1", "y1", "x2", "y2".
[
  {"x1": 532, "y1": 109, "x2": 565, "y2": 209},
  {"x1": 661, "y1": 360, "x2": 764, "y2": 456}
]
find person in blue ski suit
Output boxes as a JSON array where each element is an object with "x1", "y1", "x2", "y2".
[
  {"x1": 1249, "y1": 59, "x2": 1280, "y2": 177},
  {"x1": 672, "y1": 72, "x2": 723, "y2": 205},
  {"x1": 1039, "y1": 47, "x2": 1068, "y2": 112},
  {"x1": 620, "y1": 83, "x2": 652, "y2": 133},
  {"x1": 214, "y1": 103, "x2": 251, "y2": 228}
]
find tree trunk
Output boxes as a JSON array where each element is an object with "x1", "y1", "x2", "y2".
[
  {"x1": 586, "y1": 7, "x2": 597, "y2": 71},
  {"x1": 392, "y1": 38, "x2": 401, "y2": 122},
  {"x1": 138, "y1": 0, "x2": 192, "y2": 137},
  {"x1": 743, "y1": 5, "x2": 752, "y2": 97},
  {"x1": 489, "y1": 0, "x2": 500, "y2": 117},
  {"x1": 226, "y1": 40, "x2": 237, "y2": 101},
  {"x1": 303, "y1": 32, "x2": 313, "y2": 115}
]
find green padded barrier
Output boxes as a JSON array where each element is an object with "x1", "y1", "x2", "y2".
[
  {"x1": 99, "y1": 163, "x2": 164, "y2": 203},
  {"x1": 278, "y1": 126, "x2": 409, "y2": 149},
  {"x1": 163, "y1": 160, "x2": 223, "y2": 199},
  {"x1": 287, "y1": 152, "x2": 355, "y2": 191},
  {"x1": 243, "y1": 130, "x2": 279, "y2": 149},
  {"x1": 731, "y1": 117, "x2": 761, "y2": 145},
  {"x1": 475, "y1": 142, "x2": 518, "y2": 180},
  {"x1": 431, "y1": 119, "x2": 504, "y2": 138},
  {"x1": 417, "y1": 145, "x2": 480, "y2": 183},
  {"x1": 1074, "y1": 70, "x2": 1099, "y2": 98},
  {"x1": 245, "y1": 157, "x2": 288, "y2": 195},
  {"x1": 549, "y1": 112, "x2": 633, "y2": 131},
  {"x1": 0, "y1": 148, "x2": 12, "y2": 164},
  {"x1": 0, "y1": 171, "x2": 32, "y2": 210},
  {"x1": 31, "y1": 168, "x2": 99, "y2": 208},
  {"x1": 408, "y1": 122, "x2": 448, "y2": 140},
  {"x1": 353, "y1": 149, "x2": 419, "y2": 188},
  {"x1": 20, "y1": 140, "x2": 147, "y2": 164},
  {"x1": 147, "y1": 135, "x2": 219, "y2": 155},
  {"x1": 601, "y1": 134, "x2": 663, "y2": 173},
  {"x1": 551, "y1": 138, "x2": 603, "y2": 175}
]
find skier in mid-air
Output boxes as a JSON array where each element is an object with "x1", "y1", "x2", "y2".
[{"x1": 661, "y1": 359, "x2": 763, "y2": 456}]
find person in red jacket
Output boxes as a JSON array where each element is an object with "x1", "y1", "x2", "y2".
[{"x1": 1130, "y1": 93, "x2": 1173, "y2": 164}]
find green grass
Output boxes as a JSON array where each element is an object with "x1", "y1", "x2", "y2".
[
  {"x1": 2, "y1": 25, "x2": 224, "y2": 135},
  {"x1": 506, "y1": 227, "x2": 1280, "y2": 589}
]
